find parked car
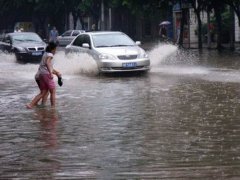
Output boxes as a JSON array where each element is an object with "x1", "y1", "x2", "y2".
[
  {"x1": 65, "y1": 31, "x2": 150, "y2": 73},
  {"x1": 57, "y1": 30, "x2": 85, "y2": 46},
  {"x1": 0, "y1": 32, "x2": 46, "y2": 62}
]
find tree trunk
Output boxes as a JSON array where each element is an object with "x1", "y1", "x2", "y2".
[
  {"x1": 72, "y1": 12, "x2": 78, "y2": 29},
  {"x1": 196, "y1": 11, "x2": 202, "y2": 49},
  {"x1": 230, "y1": 7, "x2": 235, "y2": 50},
  {"x1": 179, "y1": 9, "x2": 185, "y2": 48},
  {"x1": 214, "y1": 7, "x2": 223, "y2": 50},
  {"x1": 136, "y1": 17, "x2": 143, "y2": 40},
  {"x1": 79, "y1": 15, "x2": 85, "y2": 30},
  {"x1": 207, "y1": 10, "x2": 211, "y2": 49},
  {"x1": 64, "y1": 9, "x2": 69, "y2": 31}
]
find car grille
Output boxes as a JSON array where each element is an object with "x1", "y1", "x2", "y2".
[
  {"x1": 118, "y1": 55, "x2": 138, "y2": 60},
  {"x1": 38, "y1": 47, "x2": 45, "y2": 51},
  {"x1": 111, "y1": 66, "x2": 144, "y2": 70},
  {"x1": 27, "y1": 47, "x2": 45, "y2": 51}
]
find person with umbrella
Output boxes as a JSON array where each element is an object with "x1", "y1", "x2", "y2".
[
  {"x1": 159, "y1": 21, "x2": 171, "y2": 41},
  {"x1": 159, "y1": 25, "x2": 167, "y2": 39}
]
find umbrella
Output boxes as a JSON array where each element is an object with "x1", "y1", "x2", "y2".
[{"x1": 159, "y1": 21, "x2": 171, "y2": 26}]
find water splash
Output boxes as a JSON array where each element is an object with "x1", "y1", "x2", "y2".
[
  {"x1": 0, "y1": 51, "x2": 16, "y2": 63},
  {"x1": 147, "y1": 43, "x2": 210, "y2": 76},
  {"x1": 0, "y1": 52, "x2": 38, "y2": 80},
  {"x1": 148, "y1": 43, "x2": 178, "y2": 67},
  {"x1": 54, "y1": 51, "x2": 98, "y2": 76},
  {"x1": 0, "y1": 51, "x2": 99, "y2": 80}
]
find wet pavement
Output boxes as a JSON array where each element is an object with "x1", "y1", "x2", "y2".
[{"x1": 1, "y1": 44, "x2": 240, "y2": 179}]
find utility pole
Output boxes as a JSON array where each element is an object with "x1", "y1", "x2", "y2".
[{"x1": 109, "y1": 8, "x2": 112, "y2": 30}]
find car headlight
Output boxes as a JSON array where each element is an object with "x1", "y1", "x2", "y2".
[
  {"x1": 139, "y1": 52, "x2": 149, "y2": 58},
  {"x1": 15, "y1": 47, "x2": 27, "y2": 53},
  {"x1": 99, "y1": 53, "x2": 116, "y2": 60}
]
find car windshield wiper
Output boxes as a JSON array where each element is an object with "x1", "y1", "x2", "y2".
[
  {"x1": 110, "y1": 45, "x2": 133, "y2": 47},
  {"x1": 14, "y1": 39, "x2": 24, "y2": 42},
  {"x1": 24, "y1": 39, "x2": 37, "y2": 42},
  {"x1": 96, "y1": 45, "x2": 110, "y2": 48}
]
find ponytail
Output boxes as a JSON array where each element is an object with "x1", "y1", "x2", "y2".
[{"x1": 46, "y1": 42, "x2": 57, "y2": 52}]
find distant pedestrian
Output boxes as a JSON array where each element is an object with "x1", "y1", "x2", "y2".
[
  {"x1": 14, "y1": 27, "x2": 21, "y2": 32},
  {"x1": 91, "y1": 24, "x2": 96, "y2": 31},
  {"x1": 49, "y1": 26, "x2": 59, "y2": 44},
  {"x1": 159, "y1": 25, "x2": 167, "y2": 41},
  {"x1": 176, "y1": 28, "x2": 180, "y2": 44},
  {"x1": 26, "y1": 42, "x2": 62, "y2": 109}
]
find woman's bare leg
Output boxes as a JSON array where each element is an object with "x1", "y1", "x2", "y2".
[
  {"x1": 49, "y1": 88, "x2": 56, "y2": 107},
  {"x1": 27, "y1": 90, "x2": 48, "y2": 109},
  {"x1": 41, "y1": 91, "x2": 49, "y2": 105}
]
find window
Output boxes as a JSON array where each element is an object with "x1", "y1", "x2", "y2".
[
  {"x1": 62, "y1": 30, "x2": 72, "y2": 37},
  {"x1": 83, "y1": 35, "x2": 91, "y2": 48},
  {"x1": 11, "y1": 33, "x2": 42, "y2": 43},
  {"x1": 72, "y1": 31, "x2": 80, "y2": 36},
  {"x1": 92, "y1": 33, "x2": 135, "y2": 48},
  {"x1": 72, "y1": 35, "x2": 91, "y2": 48},
  {"x1": 72, "y1": 35, "x2": 84, "y2": 46}
]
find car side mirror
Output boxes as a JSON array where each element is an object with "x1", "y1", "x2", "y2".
[
  {"x1": 82, "y1": 43, "x2": 90, "y2": 49},
  {"x1": 135, "y1": 41, "x2": 141, "y2": 45}
]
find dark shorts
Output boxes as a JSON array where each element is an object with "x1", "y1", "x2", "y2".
[{"x1": 35, "y1": 79, "x2": 40, "y2": 88}]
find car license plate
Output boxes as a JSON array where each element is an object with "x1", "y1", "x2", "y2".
[
  {"x1": 32, "y1": 52, "x2": 42, "y2": 56},
  {"x1": 122, "y1": 62, "x2": 137, "y2": 68}
]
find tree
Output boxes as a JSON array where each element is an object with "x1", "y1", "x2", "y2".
[
  {"x1": 225, "y1": 0, "x2": 240, "y2": 25},
  {"x1": 204, "y1": 0, "x2": 226, "y2": 50},
  {"x1": 189, "y1": 0, "x2": 205, "y2": 49},
  {"x1": 0, "y1": 0, "x2": 33, "y2": 30}
]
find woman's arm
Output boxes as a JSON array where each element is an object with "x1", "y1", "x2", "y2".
[
  {"x1": 53, "y1": 69, "x2": 61, "y2": 77},
  {"x1": 46, "y1": 57, "x2": 54, "y2": 78}
]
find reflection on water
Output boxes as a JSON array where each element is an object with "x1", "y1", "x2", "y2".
[
  {"x1": 35, "y1": 108, "x2": 59, "y2": 149},
  {"x1": 1, "y1": 44, "x2": 240, "y2": 179}
]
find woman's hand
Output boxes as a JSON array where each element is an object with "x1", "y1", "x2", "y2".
[
  {"x1": 49, "y1": 73, "x2": 54, "y2": 79},
  {"x1": 57, "y1": 72, "x2": 62, "y2": 78}
]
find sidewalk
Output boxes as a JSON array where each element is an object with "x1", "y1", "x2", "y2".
[
  {"x1": 187, "y1": 42, "x2": 240, "y2": 50},
  {"x1": 140, "y1": 40, "x2": 240, "y2": 52}
]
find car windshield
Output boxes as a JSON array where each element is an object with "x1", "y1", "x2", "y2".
[
  {"x1": 92, "y1": 33, "x2": 136, "y2": 48},
  {"x1": 12, "y1": 33, "x2": 42, "y2": 43}
]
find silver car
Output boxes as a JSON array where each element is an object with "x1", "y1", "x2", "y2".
[
  {"x1": 65, "y1": 31, "x2": 150, "y2": 73},
  {"x1": 57, "y1": 30, "x2": 85, "y2": 46}
]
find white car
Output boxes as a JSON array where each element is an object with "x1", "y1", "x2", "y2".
[
  {"x1": 65, "y1": 31, "x2": 150, "y2": 73},
  {"x1": 57, "y1": 30, "x2": 85, "y2": 46}
]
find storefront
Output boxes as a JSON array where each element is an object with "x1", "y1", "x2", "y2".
[{"x1": 172, "y1": 2, "x2": 191, "y2": 46}]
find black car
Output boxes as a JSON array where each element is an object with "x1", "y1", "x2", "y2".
[{"x1": 0, "y1": 32, "x2": 46, "y2": 62}]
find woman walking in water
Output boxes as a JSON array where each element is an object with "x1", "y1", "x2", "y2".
[{"x1": 27, "y1": 42, "x2": 61, "y2": 109}]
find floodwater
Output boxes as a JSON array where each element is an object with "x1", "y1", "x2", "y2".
[{"x1": 1, "y1": 44, "x2": 240, "y2": 179}]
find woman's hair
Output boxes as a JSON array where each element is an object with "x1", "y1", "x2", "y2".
[{"x1": 46, "y1": 42, "x2": 57, "y2": 52}]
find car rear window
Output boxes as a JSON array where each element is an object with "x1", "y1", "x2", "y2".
[
  {"x1": 72, "y1": 31, "x2": 80, "y2": 36},
  {"x1": 63, "y1": 31, "x2": 72, "y2": 36}
]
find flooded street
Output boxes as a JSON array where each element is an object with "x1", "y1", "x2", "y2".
[{"x1": 1, "y1": 44, "x2": 240, "y2": 179}]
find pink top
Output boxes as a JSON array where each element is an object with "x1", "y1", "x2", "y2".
[{"x1": 35, "y1": 52, "x2": 54, "y2": 79}]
